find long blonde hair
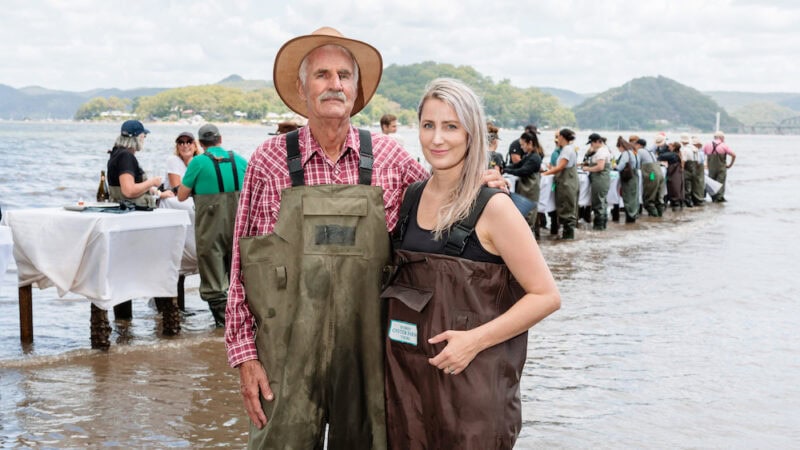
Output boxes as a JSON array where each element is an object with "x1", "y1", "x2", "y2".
[{"x1": 417, "y1": 78, "x2": 487, "y2": 239}]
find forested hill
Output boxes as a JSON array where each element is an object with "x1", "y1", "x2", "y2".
[
  {"x1": 573, "y1": 76, "x2": 741, "y2": 132},
  {"x1": 370, "y1": 61, "x2": 576, "y2": 128}
]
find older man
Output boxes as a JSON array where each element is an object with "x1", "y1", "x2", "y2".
[
  {"x1": 226, "y1": 27, "x2": 508, "y2": 449},
  {"x1": 703, "y1": 131, "x2": 736, "y2": 202}
]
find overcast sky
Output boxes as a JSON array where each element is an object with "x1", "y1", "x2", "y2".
[{"x1": 1, "y1": 0, "x2": 797, "y2": 94}]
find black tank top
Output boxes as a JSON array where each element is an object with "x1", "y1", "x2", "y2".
[{"x1": 400, "y1": 197, "x2": 504, "y2": 264}]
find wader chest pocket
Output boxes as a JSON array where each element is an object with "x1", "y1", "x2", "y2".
[
  {"x1": 381, "y1": 284, "x2": 432, "y2": 313},
  {"x1": 302, "y1": 196, "x2": 367, "y2": 253}
]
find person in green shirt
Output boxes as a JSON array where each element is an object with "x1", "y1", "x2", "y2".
[{"x1": 178, "y1": 123, "x2": 248, "y2": 327}]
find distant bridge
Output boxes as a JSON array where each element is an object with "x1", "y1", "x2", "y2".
[{"x1": 741, "y1": 116, "x2": 800, "y2": 134}]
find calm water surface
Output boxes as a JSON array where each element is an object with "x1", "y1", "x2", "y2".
[{"x1": 1, "y1": 122, "x2": 798, "y2": 448}]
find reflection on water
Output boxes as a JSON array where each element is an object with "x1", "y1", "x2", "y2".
[{"x1": 2, "y1": 124, "x2": 800, "y2": 447}]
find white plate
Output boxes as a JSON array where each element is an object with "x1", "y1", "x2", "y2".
[{"x1": 63, "y1": 202, "x2": 119, "y2": 211}]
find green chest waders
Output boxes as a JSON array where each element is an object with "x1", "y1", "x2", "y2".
[
  {"x1": 383, "y1": 185, "x2": 527, "y2": 450},
  {"x1": 555, "y1": 164, "x2": 578, "y2": 226},
  {"x1": 588, "y1": 163, "x2": 610, "y2": 222},
  {"x1": 194, "y1": 151, "x2": 241, "y2": 326},
  {"x1": 708, "y1": 149, "x2": 727, "y2": 200},
  {"x1": 108, "y1": 185, "x2": 156, "y2": 209},
  {"x1": 239, "y1": 130, "x2": 390, "y2": 450},
  {"x1": 641, "y1": 161, "x2": 664, "y2": 212}
]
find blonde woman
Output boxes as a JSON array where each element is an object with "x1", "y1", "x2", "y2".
[
  {"x1": 383, "y1": 78, "x2": 560, "y2": 449},
  {"x1": 164, "y1": 131, "x2": 202, "y2": 192}
]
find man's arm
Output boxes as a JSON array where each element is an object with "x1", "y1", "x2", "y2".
[{"x1": 225, "y1": 154, "x2": 274, "y2": 428}]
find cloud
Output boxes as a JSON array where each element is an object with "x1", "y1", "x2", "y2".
[{"x1": 0, "y1": 0, "x2": 797, "y2": 93}]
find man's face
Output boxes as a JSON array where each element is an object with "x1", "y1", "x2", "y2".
[
  {"x1": 382, "y1": 120, "x2": 398, "y2": 134},
  {"x1": 298, "y1": 45, "x2": 357, "y2": 121}
]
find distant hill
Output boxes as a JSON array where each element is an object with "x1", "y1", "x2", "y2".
[
  {"x1": 216, "y1": 74, "x2": 272, "y2": 91},
  {"x1": 705, "y1": 91, "x2": 800, "y2": 113},
  {"x1": 730, "y1": 101, "x2": 797, "y2": 126},
  {"x1": 0, "y1": 84, "x2": 168, "y2": 119},
  {"x1": 538, "y1": 87, "x2": 588, "y2": 108},
  {"x1": 573, "y1": 76, "x2": 741, "y2": 132}
]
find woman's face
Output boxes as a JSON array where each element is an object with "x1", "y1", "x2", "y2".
[
  {"x1": 557, "y1": 134, "x2": 569, "y2": 147},
  {"x1": 419, "y1": 98, "x2": 469, "y2": 173},
  {"x1": 177, "y1": 138, "x2": 196, "y2": 161},
  {"x1": 520, "y1": 139, "x2": 533, "y2": 153},
  {"x1": 590, "y1": 140, "x2": 603, "y2": 150}
]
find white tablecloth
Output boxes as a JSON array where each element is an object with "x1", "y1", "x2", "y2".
[
  {"x1": 0, "y1": 225, "x2": 13, "y2": 280},
  {"x1": 5, "y1": 208, "x2": 190, "y2": 310},
  {"x1": 159, "y1": 197, "x2": 197, "y2": 275}
]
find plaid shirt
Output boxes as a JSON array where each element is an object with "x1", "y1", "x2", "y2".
[{"x1": 225, "y1": 126, "x2": 429, "y2": 368}]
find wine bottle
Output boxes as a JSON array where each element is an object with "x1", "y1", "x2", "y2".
[{"x1": 96, "y1": 170, "x2": 110, "y2": 202}]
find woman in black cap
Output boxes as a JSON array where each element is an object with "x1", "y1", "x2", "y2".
[
  {"x1": 581, "y1": 133, "x2": 612, "y2": 230},
  {"x1": 164, "y1": 131, "x2": 202, "y2": 192},
  {"x1": 107, "y1": 120, "x2": 174, "y2": 207}
]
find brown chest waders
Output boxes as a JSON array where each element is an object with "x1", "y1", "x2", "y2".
[
  {"x1": 239, "y1": 130, "x2": 390, "y2": 449},
  {"x1": 383, "y1": 184, "x2": 527, "y2": 450}
]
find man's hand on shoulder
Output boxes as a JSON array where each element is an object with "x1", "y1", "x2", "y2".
[{"x1": 481, "y1": 169, "x2": 509, "y2": 193}]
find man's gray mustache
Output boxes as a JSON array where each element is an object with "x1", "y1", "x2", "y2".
[{"x1": 319, "y1": 91, "x2": 347, "y2": 102}]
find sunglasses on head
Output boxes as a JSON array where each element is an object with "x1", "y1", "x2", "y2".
[{"x1": 177, "y1": 140, "x2": 194, "y2": 145}]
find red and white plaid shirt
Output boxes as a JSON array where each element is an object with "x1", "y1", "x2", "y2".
[{"x1": 225, "y1": 126, "x2": 429, "y2": 367}]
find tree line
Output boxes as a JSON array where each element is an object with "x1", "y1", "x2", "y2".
[{"x1": 74, "y1": 62, "x2": 577, "y2": 128}]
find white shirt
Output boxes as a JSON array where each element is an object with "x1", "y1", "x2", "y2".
[{"x1": 164, "y1": 154, "x2": 188, "y2": 190}]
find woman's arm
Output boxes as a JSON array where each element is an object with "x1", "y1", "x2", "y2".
[
  {"x1": 542, "y1": 157, "x2": 568, "y2": 176},
  {"x1": 119, "y1": 173, "x2": 160, "y2": 199},
  {"x1": 168, "y1": 173, "x2": 182, "y2": 188},
  {"x1": 584, "y1": 158, "x2": 606, "y2": 173},
  {"x1": 427, "y1": 194, "x2": 561, "y2": 374}
]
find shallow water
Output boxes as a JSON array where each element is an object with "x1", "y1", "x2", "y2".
[{"x1": 1, "y1": 122, "x2": 799, "y2": 448}]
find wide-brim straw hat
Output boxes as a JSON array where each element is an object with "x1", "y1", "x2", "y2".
[{"x1": 273, "y1": 27, "x2": 382, "y2": 118}]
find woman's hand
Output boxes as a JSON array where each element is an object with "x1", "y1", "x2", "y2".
[
  {"x1": 159, "y1": 190, "x2": 175, "y2": 199},
  {"x1": 427, "y1": 329, "x2": 483, "y2": 376}
]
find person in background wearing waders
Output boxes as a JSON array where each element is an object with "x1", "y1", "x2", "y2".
[
  {"x1": 690, "y1": 136, "x2": 706, "y2": 204},
  {"x1": 703, "y1": 130, "x2": 736, "y2": 202},
  {"x1": 103, "y1": 120, "x2": 175, "y2": 338},
  {"x1": 581, "y1": 132, "x2": 612, "y2": 230},
  {"x1": 615, "y1": 136, "x2": 640, "y2": 223},
  {"x1": 660, "y1": 141, "x2": 686, "y2": 211},
  {"x1": 486, "y1": 122, "x2": 505, "y2": 173},
  {"x1": 177, "y1": 123, "x2": 247, "y2": 327},
  {"x1": 383, "y1": 77, "x2": 560, "y2": 450},
  {"x1": 504, "y1": 131, "x2": 543, "y2": 238},
  {"x1": 542, "y1": 128, "x2": 579, "y2": 239},
  {"x1": 547, "y1": 131, "x2": 562, "y2": 234},
  {"x1": 680, "y1": 133, "x2": 703, "y2": 207},
  {"x1": 506, "y1": 123, "x2": 538, "y2": 166},
  {"x1": 634, "y1": 138, "x2": 666, "y2": 217},
  {"x1": 107, "y1": 120, "x2": 174, "y2": 208}
]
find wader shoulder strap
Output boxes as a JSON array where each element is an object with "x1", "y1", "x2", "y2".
[
  {"x1": 285, "y1": 130, "x2": 304, "y2": 187},
  {"x1": 203, "y1": 151, "x2": 240, "y2": 192},
  {"x1": 357, "y1": 129, "x2": 374, "y2": 186},
  {"x1": 284, "y1": 129, "x2": 372, "y2": 187},
  {"x1": 444, "y1": 187, "x2": 503, "y2": 256},
  {"x1": 393, "y1": 180, "x2": 427, "y2": 248}
]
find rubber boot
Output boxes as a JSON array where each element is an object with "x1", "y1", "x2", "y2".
[
  {"x1": 155, "y1": 297, "x2": 181, "y2": 336},
  {"x1": 592, "y1": 216, "x2": 603, "y2": 230},
  {"x1": 538, "y1": 212, "x2": 547, "y2": 230},
  {"x1": 208, "y1": 300, "x2": 227, "y2": 328},
  {"x1": 611, "y1": 204, "x2": 620, "y2": 222},
  {"x1": 90, "y1": 303, "x2": 112, "y2": 350},
  {"x1": 549, "y1": 212, "x2": 559, "y2": 235},
  {"x1": 561, "y1": 223, "x2": 575, "y2": 240},
  {"x1": 625, "y1": 214, "x2": 636, "y2": 224}
]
